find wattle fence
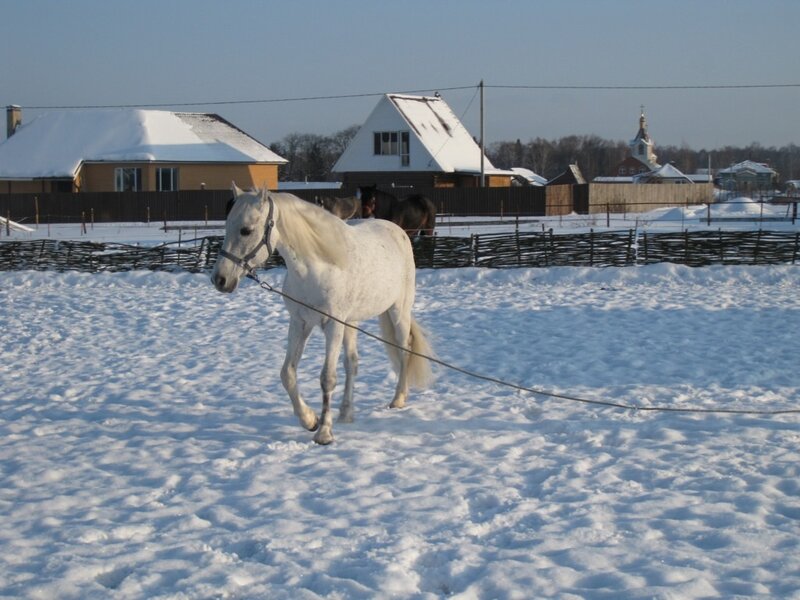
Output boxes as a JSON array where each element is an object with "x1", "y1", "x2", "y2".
[{"x1": 1, "y1": 229, "x2": 798, "y2": 273}]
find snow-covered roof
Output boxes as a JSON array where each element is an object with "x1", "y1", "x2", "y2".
[
  {"x1": 510, "y1": 167, "x2": 547, "y2": 186},
  {"x1": 717, "y1": 160, "x2": 776, "y2": 175},
  {"x1": 0, "y1": 109, "x2": 286, "y2": 179},
  {"x1": 633, "y1": 162, "x2": 693, "y2": 183},
  {"x1": 333, "y1": 93, "x2": 511, "y2": 176}
]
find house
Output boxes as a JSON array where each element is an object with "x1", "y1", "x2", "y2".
[
  {"x1": 332, "y1": 93, "x2": 513, "y2": 188},
  {"x1": 0, "y1": 106, "x2": 286, "y2": 193},
  {"x1": 632, "y1": 162, "x2": 694, "y2": 184},
  {"x1": 606, "y1": 108, "x2": 661, "y2": 180},
  {"x1": 716, "y1": 160, "x2": 778, "y2": 192},
  {"x1": 547, "y1": 164, "x2": 586, "y2": 186}
]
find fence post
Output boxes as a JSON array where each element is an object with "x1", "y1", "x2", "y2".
[
  {"x1": 707, "y1": 203, "x2": 711, "y2": 226},
  {"x1": 793, "y1": 201, "x2": 797, "y2": 225},
  {"x1": 684, "y1": 229, "x2": 689, "y2": 265},
  {"x1": 793, "y1": 232, "x2": 799, "y2": 264},
  {"x1": 606, "y1": 203, "x2": 610, "y2": 228},
  {"x1": 754, "y1": 229, "x2": 762, "y2": 263},
  {"x1": 471, "y1": 234, "x2": 478, "y2": 267},
  {"x1": 626, "y1": 229, "x2": 634, "y2": 265},
  {"x1": 5, "y1": 209, "x2": 10, "y2": 236},
  {"x1": 35, "y1": 196, "x2": 39, "y2": 226},
  {"x1": 589, "y1": 228, "x2": 594, "y2": 266},
  {"x1": 642, "y1": 231, "x2": 648, "y2": 264}
]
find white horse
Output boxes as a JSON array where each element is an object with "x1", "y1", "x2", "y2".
[{"x1": 211, "y1": 185, "x2": 434, "y2": 445}]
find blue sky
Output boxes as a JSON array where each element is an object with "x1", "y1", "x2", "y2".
[{"x1": 2, "y1": 0, "x2": 799, "y2": 150}]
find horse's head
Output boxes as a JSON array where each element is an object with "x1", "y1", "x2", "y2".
[
  {"x1": 211, "y1": 184, "x2": 278, "y2": 293},
  {"x1": 357, "y1": 185, "x2": 377, "y2": 203}
]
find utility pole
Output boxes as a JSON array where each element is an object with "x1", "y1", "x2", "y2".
[{"x1": 479, "y1": 80, "x2": 485, "y2": 187}]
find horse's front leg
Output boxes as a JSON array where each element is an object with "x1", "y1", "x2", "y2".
[
  {"x1": 280, "y1": 316, "x2": 318, "y2": 431},
  {"x1": 338, "y1": 326, "x2": 358, "y2": 423},
  {"x1": 315, "y1": 320, "x2": 345, "y2": 445}
]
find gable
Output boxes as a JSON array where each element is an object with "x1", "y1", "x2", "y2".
[{"x1": 333, "y1": 93, "x2": 498, "y2": 175}]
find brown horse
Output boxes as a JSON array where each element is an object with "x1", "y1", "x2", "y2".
[
  {"x1": 317, "y1": 195, "x2": 361, "y2": 220},
  {"x1": 357, "y1": 185, "x2": 436, "y2": 237}
]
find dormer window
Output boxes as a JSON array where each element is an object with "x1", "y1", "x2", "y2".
[{"x1": 374, "y1": 131, "x2": 410, "y2": 167}]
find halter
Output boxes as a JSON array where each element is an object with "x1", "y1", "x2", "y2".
[{"x1": 217, "y1": 194, "x2": 275, "y2": 280}]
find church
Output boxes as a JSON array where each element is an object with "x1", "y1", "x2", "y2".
[{"x1": 613, "y1": 107, "x2": 660, "y2": 177}]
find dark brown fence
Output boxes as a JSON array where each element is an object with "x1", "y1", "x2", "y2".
[
  {"x1": 0, "y1": 190, "x2": 235, "y2": 224},
  {"x1": 2, "y1": 229, "x2": 798, "y2": 273},
  {"x1": 1, "y1": 187, "x2": 551, "y2": 224}
]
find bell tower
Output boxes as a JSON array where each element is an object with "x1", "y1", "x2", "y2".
[{"x1": 629, "y1": 106, "x2": 659, "y2": 169}]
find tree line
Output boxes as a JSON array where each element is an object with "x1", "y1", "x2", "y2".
[{"x1": 269, "y1": 127, "x2": 800, "y2": 186}]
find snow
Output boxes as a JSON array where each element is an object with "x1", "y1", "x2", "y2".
[
  {"x1": 0, "y1": 109, "x2": 285, "y2": 179},
  {"x1": 1, "y1": 208, "x2": 800, "y2": 599}
]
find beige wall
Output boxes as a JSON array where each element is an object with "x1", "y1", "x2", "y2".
[
  {"x1": 588, "y1": 183, "x2": 714, "y2": 213},
  {"x1": 2, "y1": 180, "x2": 48, "y2": 193},
  {"x1": 78, "y1": 163, "x2": 280, "y2": 192}
]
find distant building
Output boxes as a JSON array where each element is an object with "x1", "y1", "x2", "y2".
[
  {"x1": 0, "y1": 106, "x2": 286, "y2": 193},
  {"x1": 547, "y1": 164, "x2": 586, "y2": 186},
  {"x1": 632, "y1": 163, "x2": 693, "y2": 184},
  {"x1": 606, "y1": 108, "x2": 661, "y2": 180},
  {"x1": 509, "y1": 167, "x2": 547, "y2": 186},
  {"x1": 332, "y1": 93, "x2": 513, "y2": 188},
  {"x1": 716, "y1": 160, "x2": 778, "y2": 192}
]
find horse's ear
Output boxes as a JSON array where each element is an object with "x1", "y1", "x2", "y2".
[
  {"x1": 260, "y1": 188, "x2": 270, "y2": 204},
  {"x1": 231, "y1": 182, "x2": 244, "y2": 197}
]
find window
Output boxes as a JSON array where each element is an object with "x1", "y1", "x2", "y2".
[
  {"x1": 373, "y1": 131, "x2": 411, "y2": 167},
  {"x1": 157, "y1": 167, "x2": 179, "y2": 191},
  {"x1": 400, "y1": 131, "x2": 410, "y2": 166},
  {"x1": 115, "y1": 167, "x2": 141, "y2": 192}
]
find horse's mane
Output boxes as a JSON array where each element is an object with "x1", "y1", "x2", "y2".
[{"x1": 270, "y1": 192, "x2": 348, "y2": 268}]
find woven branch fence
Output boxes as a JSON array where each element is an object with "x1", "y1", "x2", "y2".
[{"x1": 1, "y1": 230, "x2": 799, "y2": 274}]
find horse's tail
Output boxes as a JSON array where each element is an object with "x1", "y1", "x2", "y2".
[
  {"x1": 379, "y1": 315, "x2": 435, "y2": 389},
  {"x1": 405, "y1": 194, "x2": 437, "y2": 236}
]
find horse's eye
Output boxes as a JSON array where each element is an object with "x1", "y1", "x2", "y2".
[{"x1": 240, "y1": 227, "x2": 253, "y2": 236}]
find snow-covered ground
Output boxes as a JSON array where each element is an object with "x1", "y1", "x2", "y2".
[
  {"x1": 2, "y1": 260, "x2": 799, "y2": 599},
  {"x1": 3, "y1": 195, "x2": 798, "y2": 243},
  {"x1": 1, "y1": 200, "x2": 799, "y2": 599}
]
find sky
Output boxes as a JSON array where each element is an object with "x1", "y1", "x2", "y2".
[{"x1": 2, "y1": 0, "x2": 799, "y2": 151}]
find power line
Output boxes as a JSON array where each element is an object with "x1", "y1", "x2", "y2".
[
  {"x1": 490, "y1": 83, "x2": 800, "y2": 90},
  {"x1": 21, "y1": 85, "x2": 477, "y2": 110},
  {"x1": 20, "y1": 81, "x2": 800, "y2": 111}
]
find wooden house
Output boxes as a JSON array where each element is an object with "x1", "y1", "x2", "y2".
[
  {"x1": 0, "y1": 106, "x2": 286, "y2": 193},
  {"x1": 716, "y1": 160, "x2": 778, "y2": 192},
  {"x1": 332, "y1": 93, "x2": 513, "y2": 188}
]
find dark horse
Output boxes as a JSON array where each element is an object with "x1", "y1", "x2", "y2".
[{"x1": 358, "y1": 185, "x2": 436, "y2": 237}]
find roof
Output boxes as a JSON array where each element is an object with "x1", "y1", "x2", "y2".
[
  {"x1": 509, "y1": 167, "x2": 547, "y2": 186},
  {"x1": 0, "y1": 109, "x2": 286, "y2": 179},
  {"x1": 633, "y1": 162, "x2": 693, "y2": 183},
  {"x1": 717, "y1": 160, "x2": 776, "y2": 175},
  {"x1": 548, "y1": 164, "x2": 586, "y2": 185},
  {"x1": 333, "y1": 93, "x2": 510, "y2": 176}
]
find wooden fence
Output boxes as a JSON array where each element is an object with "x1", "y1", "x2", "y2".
[
  {"x1": 0, "y1": 183, "x2": 719, "y2": 223},
  {"x1": 2, "y1": 229, "x2": 798, "y2": 273}
]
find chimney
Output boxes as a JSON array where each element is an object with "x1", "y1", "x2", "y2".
[{"x1": 6, "y1": 105, "x2": 21, "y2": 138}]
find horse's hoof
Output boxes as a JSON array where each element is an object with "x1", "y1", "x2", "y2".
[
  {"x1": 389, "y1": 399, "x2": 406, "y2": 409},
  {"x1": 304, "y1": 416, "x2": 320, "y2": 432},
  {"x1": 338, "y1": 410, "x2": 354, "y2": 423},
  {"x1": 314, "y1": 430, "x2": 334, "y2": 445}
]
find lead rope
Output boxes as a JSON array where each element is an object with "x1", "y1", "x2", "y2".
[{"x1": 245, "y1": 270, "x2": 800, "y2": 417}]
